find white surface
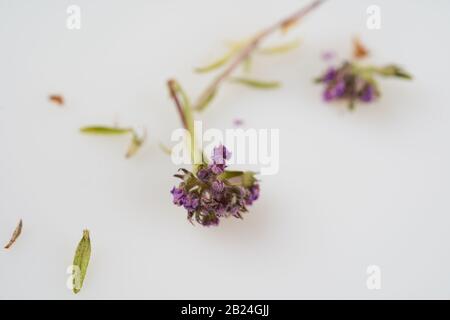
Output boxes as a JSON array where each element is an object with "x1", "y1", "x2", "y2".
[{"x1": 1, "y1": 0, "x2": 450, "y2": 299}]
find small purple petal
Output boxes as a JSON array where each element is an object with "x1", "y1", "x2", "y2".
[
  {"x1": 210, "y1": 164, "x2": 225, "y2": 175},
  {"x1": 233, "y1": 119, "x2": 244, "y2": 127},
  {"x1": 171, "y1": 187, "x2": 186, "y2": 206},
  {"x1": 360, "y1": 85, "x2": 375, "y2": 102},
  {"x1": 321, "y1": 50, "x2": 336, "y2": 61},
  {"x1": 211, "y1": 145, "x2": 231, "y2": 164},
  {"x1": 197, "y1": 168, "x2": 210, "y2": 182},
  {"x1": 323, "y1": 67, "x2": 337, "y2": 83},
  {"x1": 212, "y1": 180, "x2": 225, "y2": 193}
]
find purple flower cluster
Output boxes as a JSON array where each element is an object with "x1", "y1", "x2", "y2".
[
  {"x1": 171, "y1": 145, "x2": 260, "y2": 227},
  {"x1": 316, "y1": 62, "x2": 379, "y2": 109}
]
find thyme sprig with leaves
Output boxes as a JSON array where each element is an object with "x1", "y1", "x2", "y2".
[{"x1": 193, "y1": 0, "x2": 327, "y2": 111}]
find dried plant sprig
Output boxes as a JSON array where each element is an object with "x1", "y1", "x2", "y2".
[
  {"x1": 194, "y1": 0, "x2": 326, "y2": 111},
  {"x1": 315, "y1": 61, "x2": 412, "y2": 110},
  {"x1": 167, "y1": 81, "x2": 260, "y2": 226},
  {"x1": 80, "y1": 125, "x2": 146, "y2": 158},
  {"x1": 72, "y1": 230, "x2": 91, "y2": 294},
  {"x1": 4, "y1": 219, "x2": 23, "y2": 250}
]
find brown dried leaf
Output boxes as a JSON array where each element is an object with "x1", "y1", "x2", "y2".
[
  {"x1": 353, "y1": 37, "x2": 369, "y2": 59},
  {"x1": 4, "y1": 219, "x2": 23, "y2": 249},
  {"x1": 49, "y1": 95, "x2": 64, "y2": 106}
]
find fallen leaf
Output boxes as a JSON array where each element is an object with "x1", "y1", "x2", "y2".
[
  {"x1": 80, "y1": 126, "x2": 132, "y2": 135},
  {"x1": 258, "y1": 39, "x2": 301, "y2": 55},
  {"x1": 353, "y1": 37, "x2": 369, "y2": 59},
  {"x1": 49, "y1": 95, "x2": 64, "y2": 106},
  {"x1": 72, "y1": 230, "x2": 91, "y2": 294},
  {"x1": 230, "y1": 77, "x2": 281, "y2": 89},
  {"x1": 4, "y1": 219, "x2": 23, "y2": 249}
]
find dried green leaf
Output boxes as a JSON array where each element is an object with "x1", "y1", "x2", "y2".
[
  {"x1": 72, "y1": 230, "x2": 91, "y2": 294},
  {"x1": 242, "y1": 171, "x2": 258, "y2": 188},
  {"x1": 376, "y1": 65, "x2": 413, "y2": 80},
  {"x1": 4, "y1": 219, "x2": 22, "y2": 249},
  {"x1": 81, "y1": 125, "x2": 145, "y2": 158},
  {"x1": 230, "y1": 77, "x2": 281, "y2": 89},
  {"x1": 221, "y1": 171, "x2": 257, "y2": 187},
  {"x1": 80, "y1": 126, "x2": 132, "y2": 135},
  {"x1": 159, "y1": 143, "x2": 172, "y2": 155},
  {"x1": 125, "y1": 134, "x2": 144, "y2": 158},
  {"x1": 195, "y1": 47, "x2": 239, "y2": 73},
  {"x1": 258, "y1": 39, "x2": 301, "y2": 55},
  {"x1": 194, "y1": 89, "x2": 217, "y2": 112},
  {"x1": 218, "y1": 170, "x2": 245, "y2": 181}
]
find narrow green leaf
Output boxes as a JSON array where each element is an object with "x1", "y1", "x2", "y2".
[
  {"x1": 221, "y1": 170, "x2": 257, "y2": 187},
  {"x1": 72, "y1": 230, "x2": 91, "y2": 294},
  {"x1": 158, "y1": 143, "x2": 172, "y2": 155},
  {"x1": 230, "y1": 77, "x2": 281, "y2": 89},
  {"x1": 80, "y1": 126, "x2": 132, "y2": 135},
  {"x1": 258, "y1": 39, "x2": 301, "y2": 55},
  {"x1": 195, "y1": 49, "x2": 237, "y2": 73},
  {"x1": 376, "y1": 65, "x2": 413, "y2": 80},
  {"x1": 218, "y1": 170, "x2": 244, "y2": 180},
  {"x1": 242, "y1": 171, "x2": 258, "y2": 188},
  {"x1": 194, "y1": 89, "x2": 217, "y2": 112}
]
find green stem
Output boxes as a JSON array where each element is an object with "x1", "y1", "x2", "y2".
[{"x1": 168, "y1": 79, "x2": 204, "y2": 172}]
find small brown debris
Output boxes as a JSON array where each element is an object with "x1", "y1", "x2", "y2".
[
  {"x1": 49, "y1": 94, "x2": 64, "y2": 106},
  {"x1": 353, "y1": 37, "x2": 369, "y2": 59}
]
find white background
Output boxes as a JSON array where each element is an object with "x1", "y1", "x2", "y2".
[{"x1": 1, "y1": 0, "x2": 450, "y2": 299}]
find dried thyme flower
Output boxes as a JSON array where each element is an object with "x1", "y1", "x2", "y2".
[
  {"x1": 315, "y1": 61, "x2": 412, "y2": 110},
  {"x1": 171, "y1": 145, "x2": 259, "y2": 227}
]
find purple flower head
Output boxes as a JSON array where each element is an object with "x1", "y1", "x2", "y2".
[
  {"x1": 171, "y1": 145, "x2": 259, "y2": 227},
  {"x1": 315, "y1": 60, "x2": 400, "y2": 109}
]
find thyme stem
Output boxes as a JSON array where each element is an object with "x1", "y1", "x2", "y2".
[
  {"x1": 168, "y1": 79, "x2": 189, "y2": 130},
  {"x1": 194, "y1": 0, "x2": 327, "y2": 110}
]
